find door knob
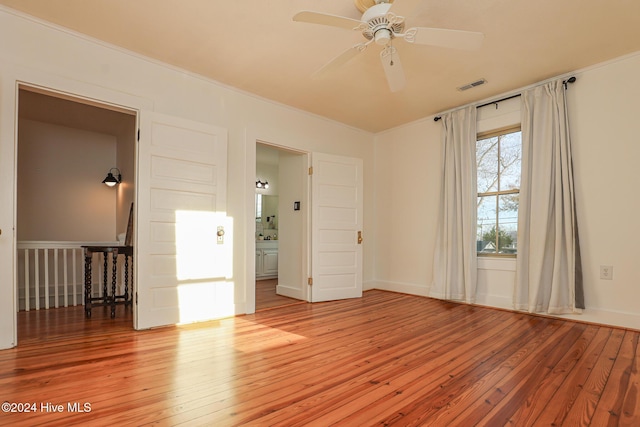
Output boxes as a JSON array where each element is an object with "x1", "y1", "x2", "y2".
[
  {"x1": 357, "y1": 231, "x2": 363, "y2": 244},
  {"x1": 217, "y1": 226, "x2": 225, "y2": 244}
]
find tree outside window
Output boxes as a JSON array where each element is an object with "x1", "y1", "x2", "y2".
[{"x1": 477, "y1": 128, "x2": 521, "y2": 255}]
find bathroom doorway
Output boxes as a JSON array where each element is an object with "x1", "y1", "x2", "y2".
[{"x1": 255, "y1": 143, "x2": 308, "y2": 311}]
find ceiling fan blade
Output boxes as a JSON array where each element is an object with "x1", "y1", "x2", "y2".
[
  {"x1": 387, "y1": 0, "x2": 423, "y2": 19},
  {"x1": 406, "y1": 27, "x2": 484, "y2": 50},
  {"x1": 312, "y1": 42, "x2": 370, "y2": 79},
  {"x1": 380, "y1": 46, "x2": 406, "y2": 92},
  {"x1": 293, "y1": 11, "x2": 362, "y2": 31}
]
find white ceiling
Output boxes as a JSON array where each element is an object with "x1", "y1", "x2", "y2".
[
  {"x1": 2, "y1": 0, "x2": 640, "y2": 133},
  {"x1": 18, "y1": 88, "x2": 135, "y2": 136}
]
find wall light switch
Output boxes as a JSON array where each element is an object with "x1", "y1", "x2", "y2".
[{"x1": 600, "y1": 265, "x2": 613, "y2": 280}]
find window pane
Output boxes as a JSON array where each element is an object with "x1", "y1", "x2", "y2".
[
  {"x1": 499, "y1": 131, "x2": 522, "y2": 191},
  {"x1": 477, "y1": 195, "x2": 497, "y2": 253},
  {"x1": 477, "y1": 136, "x2": 499, "y2": 193},
  {"x1": 476, "y1": 127, "x2": 521, "y2": 256},
  {"x1": 498, "y1": 194, "x2": 518, "y2": 254},
  {"x1": 255, "y1": 193, "x2": 262, "y2": 221}
]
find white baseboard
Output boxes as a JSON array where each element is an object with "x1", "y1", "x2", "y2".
[
  {"x1": 473, "y1": 293, "x2": 639, "y2": 330},
  {"x1": 556, "y1": 308, "x2": 640, "y2": 331},
  {"x1": 276, "y1": 284, "x2": 304, "y2": 300},
  {"x1": 366, "y1": 280, "x2": 429, "y2": 297},
  {"x1": 475, "y1": 292, "x2": 512, "y2": 310},
  {"x1": 369, "y1": 281, "x2": 640, "y2": 331}
]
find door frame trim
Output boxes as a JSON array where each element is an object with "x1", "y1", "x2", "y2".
[
  {"x1": 245, "y1": 130, "x2": 311, "y2": 314},
  {"x1": 2, "y1": 69, "x2": 150, "y2": 348}
]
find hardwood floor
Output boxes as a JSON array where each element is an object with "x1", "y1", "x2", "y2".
[
  {"x1": 255, "y1": 278, "x2": 303, "y2": 311},
  {"x1": 2, "y1": 290, "x2": 638, "y2": 426}
]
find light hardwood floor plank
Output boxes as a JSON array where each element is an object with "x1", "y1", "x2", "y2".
[
  {"x1": 1, "y1": 290, "x2": 638, "y2": 426},
  {"x1": 590, "y1": 330, "x2": 639, "y2": 426}
]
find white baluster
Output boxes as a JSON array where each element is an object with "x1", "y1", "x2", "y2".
[
  {"x1": 63, "y1": 249, "x2": 69, "y2": 307},
  {"x1": 44, "y1": 248, "x2": 49, "y2": 309},
  {"x1": 24, "y1": 249, "x2": 30, "y2": 311},
  {"x1": 72, "y1": 248, "x2": 78, "y2": 306},
  {"x1": 53, "y1": 249, "x2": 59, "y2": 308},
  {"x1": 34, "y1": 249, "x2": 40, "y2": 310}
]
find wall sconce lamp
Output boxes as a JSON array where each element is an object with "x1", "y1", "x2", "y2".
[
  {"x1": 103, "y1": 167, "x2": 122, "y2": 187},
  {"x1": 256, "y1": 180, "x2": 269, "y2": 189}
]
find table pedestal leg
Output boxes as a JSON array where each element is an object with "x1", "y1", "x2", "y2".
[
  {"x1": 102, "y1": 253, "x2": 108, "y2": 308},
  {"x1": 84, "y1": 252, "x2": 92, "y2": 318},
  {"x1": 124, "y1": 255, "x2": 130, "y2": 305},
  {"x1": 111, "y1": 251, "x2": 118, "y2": 318}
]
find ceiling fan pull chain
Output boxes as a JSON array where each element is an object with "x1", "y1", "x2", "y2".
[
  {"x1": 383, "y1": 46, "x2": 392, "y2": 66},
  {"x1": 389, "y1": 44, "x2": 395, "y2": 66}
]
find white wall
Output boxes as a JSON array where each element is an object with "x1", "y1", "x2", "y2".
[
  {"x1": 371, "y1": 118, "x2": 441, "y2": 294},
  {"x1": 277, "y1": 151, "x2": 307, "y2": 300},
  {"x1": 115, "y1": 117, "x2": 136, "y2": 238},
  {"x1": 0, "y1": 8, "x2": 374, "y2": 348},
  {"x1": 256, "y1": 162, "x2": 279, "y2": 197},
  {"x1": 17, "y1": 120, "x2": 117, "y2": 241},
  {"x1": 372, "y1": 51, "x2": 640, "y2": 330},
  {"x1": 568, "y1": 53, "x2": 640, "y2": 327}
]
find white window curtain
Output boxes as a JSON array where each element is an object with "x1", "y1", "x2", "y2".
[
  {"x1": 515, "y1": 80, "x2": 584, "y2": 314},
  {"x1": 430, "y1": 106, "x2": 478, "y2": 303}
]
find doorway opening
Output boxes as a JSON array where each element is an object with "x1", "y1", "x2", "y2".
[
  {"x1": 255, "y1": 142, "x2": 308, "y2": 311},
  {"x1": 16, "y1": 86, "x2": 137, "y2": 345}
]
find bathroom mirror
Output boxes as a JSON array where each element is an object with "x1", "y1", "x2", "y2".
[{"x1": 256, "y1": 194, "x2": 278, "y2": 227}]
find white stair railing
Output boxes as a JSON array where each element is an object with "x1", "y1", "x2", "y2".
[{"x1": 16, "y1": 241, "x2": 121, "y2": 311}]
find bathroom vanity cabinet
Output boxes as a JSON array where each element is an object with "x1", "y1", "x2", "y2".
[{"x1": 256, "y1": 240, "x2": 278, "y2": 279}]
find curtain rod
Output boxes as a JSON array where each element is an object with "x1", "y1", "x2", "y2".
[{"x1": 433, "y1": 76, "x2": 576, "y2": 122}]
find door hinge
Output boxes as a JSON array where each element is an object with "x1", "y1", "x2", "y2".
[
  {"x1": 308, "y1": 166, "x2": 313, "y2": 175},
  {"x1": 135, "y1": 292, "x2": 138, "y2": 304},
  {"x1": 137, "y1": 128, "x2": 140, "y2": 141},
  {"x1": 308, "y1": 277, "x2": 313, "y2": 286}
]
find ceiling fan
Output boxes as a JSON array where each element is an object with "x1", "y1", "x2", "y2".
[{"x1": 293, "y1": 0, "x2": 484, "y2": 92}]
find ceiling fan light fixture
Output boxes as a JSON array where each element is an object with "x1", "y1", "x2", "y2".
[{"x1": 374, "y1": 28, "x2": 392, "y2": 45}]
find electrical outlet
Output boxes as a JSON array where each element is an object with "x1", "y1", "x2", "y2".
[{"x1": 600, "y1": 265, "x2": 613, "y2": 280}]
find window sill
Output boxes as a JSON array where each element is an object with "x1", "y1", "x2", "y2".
[{"x1": 478, "y1": 257, "x2": 516, "y2": 272}]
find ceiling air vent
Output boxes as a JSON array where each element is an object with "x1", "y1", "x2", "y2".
[{"x1": 457, "y1": 78, "x2": 487, "y2": 91}]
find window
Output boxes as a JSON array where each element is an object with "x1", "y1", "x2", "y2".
[
  {"x1": 255, "y1": 193, "x2": 263, "y2": 221},
  {"x1": 476, "y1": 127, "x2": 521, "y2": 256}
]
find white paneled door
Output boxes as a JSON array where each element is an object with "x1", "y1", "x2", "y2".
[
  {"x1": 136, "y1": 112, "x2": 228, "y2": 329},
  {"x1": 311, "y1": 153, "x2": 363, "y2": 302}
]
